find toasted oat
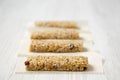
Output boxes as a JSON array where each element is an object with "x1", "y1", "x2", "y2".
[
  {"x1": 30, "y1": 39, "x2": 83, "y2": 53},
  {"x1": 35, "y1": 21, "x2": 78, "y2": 28},
  {"x1": 25, "y1": 55, "x2": 88, "y2": 71},
  {"x1": 31, "y1": 28, "x2": 79, "y2": 39}
]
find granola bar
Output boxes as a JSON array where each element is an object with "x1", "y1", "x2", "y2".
[
  {"x1": 35, "y1": 21, "x2": 78, "y2": 28},
  {"x1": 30, "y1": 39, "x2": 83, "y2": 52},
  {"x1": 31, "y1": 28, "x2": 79, "y2": 39},
  {"x1": 24, "y1": 55, "x2": 88, "y2": 71}
]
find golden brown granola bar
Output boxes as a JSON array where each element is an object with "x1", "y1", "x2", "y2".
[
  {"x1": 31, "y1": 28, "x2": 79, "y2": 39},
  {"x1": 24, "y1": 55, "x2": 88, "y2": 71},
  {"x1": 35, "y1": 21, "x2": 78, "y2": 28},
  {"x1": 30, "y1": 39, "x2": 83, "y2": 52}
]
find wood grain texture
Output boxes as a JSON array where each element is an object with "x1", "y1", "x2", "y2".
[{"x1": 0, "y1": 0, "x2": 120, "y2": 80}]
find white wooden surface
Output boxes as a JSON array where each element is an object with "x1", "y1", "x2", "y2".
[{"x1": 0, "y1": 0, "x2": 120, "y2": 80}]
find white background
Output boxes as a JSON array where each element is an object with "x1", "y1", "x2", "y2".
[{"x1": 0, "y1": 0, "x2": 120, "y2": 80}]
